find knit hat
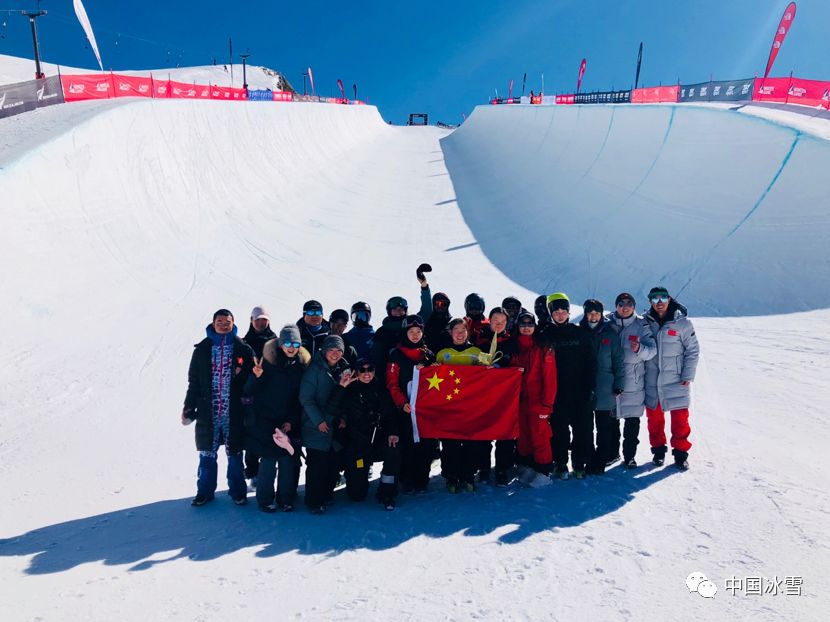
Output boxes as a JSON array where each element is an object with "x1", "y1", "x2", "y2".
[
  {"x1": 303, "y1": 299, "x2": 323, "y2": 313},
  {"x1": 403, "y1": 314, "x2": 425, "y2": 330},
  {"x1": 250, "y1": 305, "x2": 270, "y2": 321},
  {"x1": 615, "y1": 292, "x2": 636, "y2": 307},
  {"x1": 278, "y1": 324, "x2": 301, "y2": 346},
  {"x1": 329, "y1": 309, "x2": 349, "y2": 323},
  {"x1": 582, "y1": 299, "x2": 604, "y2": 315},
  {"x1": 648, "y1": 286, "x2": 670, "y2": 299},
  {"x1": 321, "y1": 335, "x2": 345, "y2": 353},
  {"x1": 213, "y1": 308, "x2": 234, "y2": 321},
  {"x1": 546, "y1": 292, "x2": 570, "y2": 312}
]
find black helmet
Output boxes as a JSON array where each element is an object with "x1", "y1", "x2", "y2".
[
  {"x1": 464, "y1": 293, "x2": 485, "y2": 315},
  {"x1": 502, "y1": 296, "x2": 522, "y2": 315},
  {"x1": 534, "y1": 295, "x2": 548, "y2": 318},
  {"x1": 385, "y1": 296, "x2": 408, "y2": 313},
  {"x1": 351, "y1": 301, "x2": 371, "y2": 314},
  {"x1": 432, "y1": 292, "x2": 450, "y2": 313}
]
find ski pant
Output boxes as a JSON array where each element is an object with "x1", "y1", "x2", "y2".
[
  {"x1": 551, "y1": 401, "x2": 594, "y2": 471},
  {"x1": 400, "y1": 435, "x2": 437, "y2": 490},
  {"x1": 475, "y1": 440, "x2": 516, "y2": 477},
  {"x1": 591, "y1": 410, "x2": 618, "y2": 469},
  {"x1": 614, "y1": 417, "x2": 641, "y2": 461},
  {"x1": 646, "y1": 403, "x2": 691, "y2": 453},
  {"x1": 304, "y1": 448, "x2": 340, "y2": 508},
  {"x1": 255, "y1": 453, "x2": 297, "y2": 508},
  {"x1": 340, "y1": 441, "x2": 401, "y2": 502},
  {"x1": 517, "y1": 404, "x2": 553, "y2": 472},
  {"x1": 441, "y1": 439, "x2": 477, "y2": 485},
  {"x1": 197, "y1": 450, "x2": 247, "y2": 501},
  {"x1": 244, "y1": 450, "x2": 260, "y2": 479}
]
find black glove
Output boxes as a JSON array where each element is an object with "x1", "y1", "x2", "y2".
[{"x1": 416, "y1": 263, "x2": 432, "y2": 282}]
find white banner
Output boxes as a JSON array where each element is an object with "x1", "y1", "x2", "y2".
[{"x1": 73, "y1": 0, "x2": 103, "y2": 71}]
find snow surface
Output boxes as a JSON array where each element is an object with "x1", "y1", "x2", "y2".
[
  {"x1": 0, "y1": 53, "x2": 287, "y2": 90},
  {"x1": 0, "y1": 93, "x2": 828, "y2": 621}
]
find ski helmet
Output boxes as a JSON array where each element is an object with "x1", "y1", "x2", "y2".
[
  {"x1": 385, "y1": 296, "x2": 408, "y2": 313},
  {"x1": 432, "y1": 292, "x2": 450, "y2": 313},
  {"x1": 501, "y1": 296, "x2": 522, "y2": 315},
  {"x1": 350, "y1": 301, "x2": 372, "y2": 323},
  {"x1": 546, "y1": 292, "x2": 571, "y2": 313},
  {"x1": 534, "y1": 295, "x2": 549, "y2": 319},
  {"x1": 464, "y1": 293, "x2": 485, "y2": 315}
]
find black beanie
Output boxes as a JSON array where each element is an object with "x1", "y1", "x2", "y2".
[
  {"x1": 583, "y1": 299, "x2": 604, "y2": 315},
  {"x1": 615, "y1": 292, "x2": 636, "y2": 307}
]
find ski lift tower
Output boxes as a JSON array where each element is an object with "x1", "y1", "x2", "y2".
[{"x1": 407, "y1": 113, "x2": 428, "y2": 126}]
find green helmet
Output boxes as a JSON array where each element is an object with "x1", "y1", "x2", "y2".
[{"x1": 546, "y1": 292, "x2": 570, "y2": 313}]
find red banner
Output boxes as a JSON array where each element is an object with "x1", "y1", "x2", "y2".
[
  {"x1": 765, "y1": 2, "x2": 797, "y2": 79},
  {"x1": 530, "y1": 94, "x2": 543, "y2": 105},
  {"x1": 631, "y1": 85, "x2": 679, "y2": 104},
  {"x1": 411, "y1": 365, "x2": 521, "y2": 441},
  {"x1": 209, "y1": 85, "x2": 248, "y2": 100},
  {"x1": 577, "y1": 58, "x2": 587, "y2": 94},
  {"x1": 60, "y1": 74, "x2": 113, "y2": 101},
  {"x1": 556, "y1": 94, "x2": 575, "y2": 104},
  {"x1": 754, "y1": 75, "x2": 830, "y2": 108},
  {"x1": 153, "y1": 79, "x2": 169, "y2": 99},
  {"x1": 111, "y1": 74, "x2": 153, "y2": 98},
  {"x1": 272, "y1": 91, "x2": 293, "y2": 102},
  {"x1": 168, "y1": 80, "x2": 200, "y2": 99}
]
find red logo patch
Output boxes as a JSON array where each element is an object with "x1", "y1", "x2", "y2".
[
  {"x1": 667, "y1": 329, "x2": 678, "y2": 337},
  {"x1": 602, "y1": 338, "x2": 610, "y2": 345}
]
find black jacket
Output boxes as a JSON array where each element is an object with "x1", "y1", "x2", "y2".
[
  {"x1": 242, "y1": 340, "x2": 307, "y2": 458},
  {"x1": 243, "y1": 323, "x2": 277, "y2": 358},
  {"x1": 475, "y1": 327, "x2": 517, "y2": 367},
  {"x1": 296, "y1": 317, "x2": 331, "y2": 356},
  {"x1": 369, "y1": 316, "x2": 406, "y2": 382},
  {"x1": 183, "y1": 328, "x2": 254, "y2": 453},
  {"x1": 329, "y1": 378, "x2": 398, "y2": 452},
  {"x1": 541, "y1": 321, "x2": 596, "y2": 408},
  {"x1": 424, "y1": 310, "x2": 451, "y2": 353}
]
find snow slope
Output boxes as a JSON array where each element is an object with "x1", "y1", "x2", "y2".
[
  {"x1": 441, "y1": 104, "x2": 830, "y2": 316},
  {"x1": 0, "y1": 98, "x2": 827, "y2": 621},
  {"x1": 0, "y1": 53, "x2": 287, "y2": 90}
]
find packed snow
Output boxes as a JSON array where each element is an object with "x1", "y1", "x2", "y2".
[{"x1": 0, "y1": 82, "x2": 827, "y2": 620}]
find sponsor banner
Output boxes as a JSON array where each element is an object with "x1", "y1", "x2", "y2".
[
  {"x1": 273, "y1": 91, "x2": 293, "y2": 102},
  {"x1": 631, "y1": 85, "x2": 679, "y2": 104},
  {"x1": 555, "y1": 94, "x2": 575, "y2": 105},
  {"x1": 573, "y1": 90, "x2": 631, "y2": 104},
  {"x1": 754, "y1": 76, "x2": 830, "y2": 108},
  {"x1": 530, "y1": 95, "x2": 543, "y2": 104},
  {"x1": 292, "y1": 94, "x2": 323, "y2": 103},
  {"x1": 247, "y1": 89, "x2": 273, "y2": 101},
  {"x1": 168, "y1": 80, "x2": 201, "y2": 99},
  {"x1": 111, "y1": 74, "x2": 153, "y2": 98},
  {"x1": 765, "y1": 2, "x2": 796, "y2": 79},
  {"x1": 680, "y1": 78, "x2": 754, "y2": 103},
  {"x1": 209, "y1": 85, "x2": 248, "y2": 101},
  {"x1": 0, "y1": 76, "x2": 64, "y2": 119},
  {"x1": 61, "y1": 74, "x2": 113, "y2": 101}
]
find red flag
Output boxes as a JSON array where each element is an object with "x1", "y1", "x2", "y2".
[
  {"x1": 577, "y1": 58, "x2": 587, "y2": 94},
  {"x1": 410, "y1": 365, "x2": 521, "y2": 441},
  {"x1": 764, "y1": 2, "x2": 796, "y2": 79}
]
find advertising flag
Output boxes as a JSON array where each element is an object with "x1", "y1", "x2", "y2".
[
  {"x1": 410, "y1": 365, "x2": 521, "y2": 442},
  {"x1": 577, "y1": 58, "x2": 587, "y2": 93},
  {"x1": 73, "y1": 0, "x2": 103, "y2": 71},
  {"x1": 764, "y1": 2, "x2": 797, "y2": 79},
  {"x1": 337, "y1": 78, "x2": 345, "y2": 99},
  {"x1": 308, "y1": 67, "x2": 315, "y2": 95},
  {"x1": 635, "y1": 42, "x2": 643, "y2": 89}
]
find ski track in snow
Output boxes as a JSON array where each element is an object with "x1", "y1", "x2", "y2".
[{"x1": 1, "y1": 97, "x2": 828, "y2": 621}]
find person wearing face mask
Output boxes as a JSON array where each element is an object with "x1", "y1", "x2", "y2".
[
  {"x1": 297, "y1": 300, "x2": 331, "y2": 356},
  {"x1": 435, "y1": 318, "x2": 484, "y2": 493},
  {"x1": 463, "y1": 293, "x2": 489, "y2": 344},
  {"x1": 541, "y1": 293, "x2": 596, "y2": 480},
  {"x1": 243, "y1": 324, "x2": 310, "y2": 513},
  {"x1": 386, "y1": 315, "x2": 436, "y2": 494},
  {"x1": 475, "y1": 307, "x2": 518, "y2": 486},
  {"x1": 182, "y1": 309, "x2": 255, "y2": 507},
  {"x1": 344, "y1": 301, "x2": 374, "y2": 360},
  {"x1": 643, "y1": 286, "x2": 700, "y2": 470},
  {"x1": 300, "y1": 335, "x2": 353, "y2": 514},
  {"x1": 579, "y1": 299, "x2": 625, "y2": 475},
  {"x1": 327, "y1": 357, "x2": 402, "y2": 510},
  {"x1": 510, "y1": 312, "x2": 557, "y2": 487},
  {"x1": 607, "y1": 293, "x2": 657, "y2": 469}
]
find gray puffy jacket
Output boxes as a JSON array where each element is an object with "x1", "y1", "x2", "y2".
[
  {"x1": 607, "y1": 312, "x2": 657, "y2": 418},
  {"x1": 299, "y1": 352, "x2": 350, "y2": 451},
  {"x1": 644, "y1": 302, "x2": 700, "y2": 411},
  {"x1": 580, "y1": 318, "x2": 625, "y2": 411}
]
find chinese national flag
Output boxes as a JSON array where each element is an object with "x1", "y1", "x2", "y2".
[{"x1": 410, "y1": 365, "x2": 521, "y2": 441}]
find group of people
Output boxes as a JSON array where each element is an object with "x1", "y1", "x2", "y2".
[{"x1": 181, "y1": 266, "x2": 700, "y2": 513}]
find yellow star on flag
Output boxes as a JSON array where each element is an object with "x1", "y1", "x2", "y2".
[
  {"x1": 427, "y1": 373, "x2": 445, "y2": 391},
  {"x1": 449, "y1": 370, "x2": 456, "y2": 376},
  {"x1": 454, "y1": 378, "x2": 461, "y2": 385},
  {"x1": 454, "y1": 388, "x2": 460, "y2": 395},
  {"x1": 446, "y1": 394, "x2": 453, "y2": 401}
]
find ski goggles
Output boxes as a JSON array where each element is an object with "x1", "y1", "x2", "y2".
[
  {"x1": 548, "y1": 300, "x2": 570, "y2": 312},
  {"x1": 433, "y1": 299, "x2": 449, "y2": 309},
  {"x1": 387, "y1": 296, "x2": 408, "y2": 310},
  {"x1": 352, "y1": 310, "x2": 371, "y2": 323},
  {"x1": 357, "y1": 364, "x2": 375, "y2": 374},
  {"x1": 649, "y1": 295, "x2": 670, "y2": 304},
  {"x1": 304, "y1": 309, "x2": 324, "y2": 316},
  {"x1": 282, "y1": 341, "x2": 302, "y2": 349},
  {"x1": 616, "y1": 299, "x2": 635, "y2": 308}
]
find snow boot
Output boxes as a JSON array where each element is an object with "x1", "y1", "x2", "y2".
[
  {"x1": 528, "y1": 471, "x2": 553, "y2": 488},
  {"x1": 463, "y1": 481, "x2": 476, "y2": 493},
  {"x1": 191, "y1": 494, "x2": 214, "y2": 507},
  {"x1": 624, "y1": 458, "x2": 638, "y2": 469},
  {"x1": 605, "y1": 453, "x2": 621, "y2": 467},
  {"x1": 651, "y1": 445, "x2": 667, "y2": 466},
  {"x1": 673, "y1": 449, "x2": 689, "y2": 471},
  {"x1": 572, "y1": 468, "x2": 586, "y2": 480},
  {"x1": 259, "y1": 503, "x2": 278, "y2": 513},
  {"x1": 446, "y1": 480, "x2": 460, "y2": 494},
  {"x1": 554, "y1": 463, "x2": 569, "y2": 480}
]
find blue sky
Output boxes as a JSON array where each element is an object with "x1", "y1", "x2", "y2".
[{"x1": 3, "y1": 1, "x2": 830, "y2": 123}]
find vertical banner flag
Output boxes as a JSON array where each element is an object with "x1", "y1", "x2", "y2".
[
  {"x1": 635, "y1": 42, "x2": 643, "y2": 89},
  {"x1": 410, "y1": 365, "x2": 521, "y2": 442},
  {"x1": 508, "y1": 79, "x2": 514, "y2": 100},
  {"x1": 337, "y1": 78, "x2": 345, "y2": 100},
  {"x1": 577, "y1": 58, "x2": 587, "y2": 94},
  {"x1": 73, "y1": 0, "x2": 103, "y2": 71},
  {"x1": 521, "y1": 72, "x2": 527, "y2": 97},
  {"x1": 308, "y1": 66, "x2": 315, "y2": 95},
  {"x1": 765, "y1": 2, "x2": 797, "y2": 79},
  {"x1": 229, "y1": 38, "x2": 234, "y2": 86}
]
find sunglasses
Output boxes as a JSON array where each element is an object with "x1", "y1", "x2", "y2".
[
  {"x1": 283, "y1": 341, "x2": 302, "y2": 349},
  {"x1": 649, "y1": 295, "x2": 670, "y2": 304},
  {"x1": 616, "y1": 300, "x2": 635, "y2": 308},
  {"x1": 305, "y1": 309, "x2": 323, "y2": 316},
  {"x1": 388, "y1": 297, "x2": 408, "y2": 310},
  {"x1": 517, "y1": 323, "x2": 535, "y2": 329},
  {"x1": 358, "y1": 365, "x2": 375, "y2": 373}
]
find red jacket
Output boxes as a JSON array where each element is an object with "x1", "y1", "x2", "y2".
[
  {"x1": 465, "y1": 315, "x2": 489, "y2": 344},
  {"x1": 386, "y1": 343, "x2": 432, "y2": 409},
  {"x1": 511, "y1": 335, "x2": 557, "y2": 415}
]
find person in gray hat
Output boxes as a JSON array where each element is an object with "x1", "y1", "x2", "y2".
[{"x1": 300, "y1": 334, "x2": 354, "y2": 513}]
